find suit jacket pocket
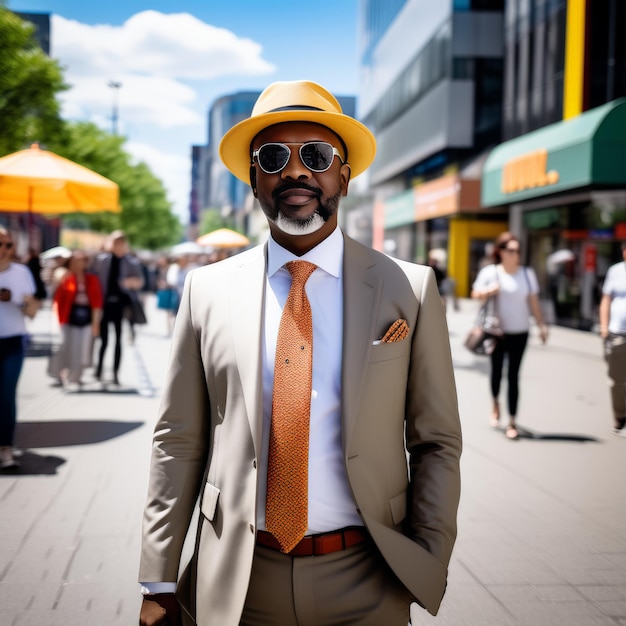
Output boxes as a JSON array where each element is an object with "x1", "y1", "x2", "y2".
[
  {"x1": 200, "y1": 481, "x2": 220, "y2": 521},
  {"x1": 370, "y1": 339, "x2": 407, "y2": 363},
  {"x1": 389, "y1": 491, "x2": 407, "y2": 526}
]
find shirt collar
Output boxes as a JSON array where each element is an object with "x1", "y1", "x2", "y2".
[{"x1": 267, "y1": 226, "x2": 343, "y2": 279}]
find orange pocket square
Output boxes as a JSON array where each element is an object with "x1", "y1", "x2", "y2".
[{"x1": 380, "y1": 319, "x2": 409, "y2": 343}]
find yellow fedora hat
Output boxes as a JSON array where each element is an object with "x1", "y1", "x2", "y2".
[{"x1": 219, "y1": 80, "x2": 377, "y2": 184}]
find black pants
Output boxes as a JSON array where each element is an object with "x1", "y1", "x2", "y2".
[
  {"x1": 96, "y1": 299, "x2": 125, "y2": 378},
  {"x1": 490, "y1": 332, "x2": 529, "y2": 417}
]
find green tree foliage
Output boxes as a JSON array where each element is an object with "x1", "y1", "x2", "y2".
[
  {"x1": 198, "y1": 208, "x2": 235, "y2": 236},
  {"x1": 1, "y1": 7, "x2": 182, "y2": 250},
  {"x1": 49, "y1": 122, "x2": 182, "y2": 250},
  {"x1": 0, "y1": 7, "x2": 67, "y2": 155}
]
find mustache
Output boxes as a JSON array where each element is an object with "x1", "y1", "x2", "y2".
[{"x1": 271, "y1": 182, "x2": 322, "y2": 200}]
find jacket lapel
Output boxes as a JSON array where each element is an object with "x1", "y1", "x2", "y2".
[
  {"x1": 230, "y1": 245, "x2": 267, "y2": 457},
  {"x1": 341, "y1": 236, "x2": 382, "y2": 451}
]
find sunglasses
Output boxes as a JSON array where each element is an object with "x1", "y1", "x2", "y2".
[
  {"x1": 0, "y1": 242, "x2": 14, "y2": 249},
  {"x1": 252, "y1": 142, "x2": 344, "y2": 175}
]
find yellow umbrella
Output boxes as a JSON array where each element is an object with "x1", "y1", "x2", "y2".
[
  {"x1": 196, "y1": 228, "x2": 250, "y2": 249},
  {"x1": 0, "y1": 144, "x2": 120, "y2": 214}
]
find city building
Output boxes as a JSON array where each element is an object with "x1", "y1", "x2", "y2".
[
  {"x1": 357, "y1": 0, "x2": 507, "y2": 298},
  {"x1": 14, "y1": 10, "x2": 50, "y2": 54},
  {"x1": 481, "y1": 0, "x2": 626, "y2": 329}
]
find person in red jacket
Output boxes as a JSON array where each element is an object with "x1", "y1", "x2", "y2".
[{"x1": 48, "y1": 250, "x2": 103, "y2": 392}]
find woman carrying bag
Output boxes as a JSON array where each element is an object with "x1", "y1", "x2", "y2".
[
  {"x1": 49, "y1": 251, "x2": 103, "y2": 392},
  {"x1": 471, "y1": 232, "x2": 548, "y2": 439}
]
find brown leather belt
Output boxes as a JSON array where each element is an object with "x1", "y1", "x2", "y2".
[{"x1": 256, "y1": 527, "x2": 370, "y2": 557}]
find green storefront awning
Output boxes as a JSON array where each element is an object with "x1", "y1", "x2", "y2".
[{"x1": 482, "y1": 98, "x2": 626, "y2": 206}]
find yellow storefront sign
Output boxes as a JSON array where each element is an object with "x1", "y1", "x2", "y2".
[{"x1": 501, "y1": 148, "x2": 559, "y2": 194}]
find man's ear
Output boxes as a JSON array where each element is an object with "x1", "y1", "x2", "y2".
[
  {"x1": 340, "y1": 163, "x2": 351, "y2": 196},
  {"x1": 250, "y1": 166, "x2": 258, "y2": 196}
]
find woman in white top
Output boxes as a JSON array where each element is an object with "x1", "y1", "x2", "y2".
[
  {"x1": 472, "y1": 232, "x2": 548, "y2": 439},
  {"x1": 0, "y1": 227, "x2": 37, "y2": 469}
]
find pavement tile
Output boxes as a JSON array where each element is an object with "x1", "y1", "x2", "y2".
[
  {"x1": 2, "y1": 536, "x2": 76, "y2": 584},
  {"x1": 578, "y1": 583, "x2": 626, "y2": 601},
  {"x1": 5, "y1": 296, "x2": 626, "y2": 625}
]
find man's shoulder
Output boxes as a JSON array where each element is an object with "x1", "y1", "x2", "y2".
[
  {"x1": 92, "y1": 252, "x2": 110, "y2": 265},
  {"x1": 345, "y1": 235, "x2": 427, "y2": 271},
  {"x1": 10, "y1": 262, "x2": 32, "y2": 278},
  {"x1": 344, "y1": 236, "x2": 430, "y2": 285},
  {"x1": 605, "y1": 261, "x2": 625, "y2": 282},
  {"x1": 190, "y1": 245, "x2": 264, "y2": 277},
  {"x1": 122, "y1": 254, "x2": 142, "y2": 266}
]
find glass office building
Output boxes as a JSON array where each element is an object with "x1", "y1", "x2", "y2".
[
  {"x1": 358, "y1": 0, "x2": 507, "y2": 297},
  {"x1": 482, "y1": 0, "x2": 626, "y2": 329}
]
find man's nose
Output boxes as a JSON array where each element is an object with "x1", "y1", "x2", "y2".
[{"x1": 281, "y1": 152, "x2": 311, "y2": 180}]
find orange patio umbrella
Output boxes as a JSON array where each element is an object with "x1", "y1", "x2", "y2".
[
  {"x1": 0, "y1": 143, "x2": 120, "y2": 214},
  {"x1": 196, "y1": 228, "x2": 249, "y2": 249}
]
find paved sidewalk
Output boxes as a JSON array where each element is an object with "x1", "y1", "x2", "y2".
[
  {"x1": 1, "y1": 296, "x2": 170, "y2": 626},
  {"x1": 1, "y1": 295, "x2": 625, "y2": 625}
]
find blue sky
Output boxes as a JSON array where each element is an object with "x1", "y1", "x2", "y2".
[{"x1": 7, "y1": 0, "x2": 361, "y2": 222}]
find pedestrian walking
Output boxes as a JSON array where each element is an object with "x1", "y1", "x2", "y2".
[
  {"x1": 0, "y1": 226, "x2": 38, "y2": 469},
  {"x1": 598, "y1": 240, "x2": 626, "y2": 435},
  {"x1": 138, "y1": 80, "x2": 462, "y2": 626},
  {"x1": 155, "y1": 255, "x2": 178, "y2": 336},
  {"x1": 24, "y1": 247, "x2": 47, "y2": 302},
  {"x1": 90, "y1": 230, "x2": 144, "y2": 386},
  {"x1": 471, "y1": 231, "x2": 548, "y2": 439},
  {"x1": 48, "y1": 250, "x2": 103, "y2": 392}
]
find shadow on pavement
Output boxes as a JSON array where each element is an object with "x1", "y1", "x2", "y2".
[
  {"x1": 14, "y1": 420, "x2": 144, "y2": 448},
  {"x1": 73, "y1": 387, "x2": 142, "y2": 395},
  {"x1": 514, "y1": 426, "x2": 599, "y2": 443},
  {"x1": 0, "y1": 450, "x2": 66, "y2": 476}
]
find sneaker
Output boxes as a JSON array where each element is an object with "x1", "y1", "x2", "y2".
[
  {"x1": 64, "y1": 382, "x2": 81, "y2": 393},
  {"x1": 0, "y1": 446, "x2": 19, "y2": 469}
]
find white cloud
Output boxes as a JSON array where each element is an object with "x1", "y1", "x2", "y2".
[
  {"x1": 53, "y1": 11, "x2": 275, "y2": 80},
  {"x1": 61, "y1": 74, "x2": 202, "y2": 130},
  {"x1": 50, "y1": 11, "x2": 276, "y2": 220}
]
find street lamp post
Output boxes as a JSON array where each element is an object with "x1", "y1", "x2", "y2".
[{"x1": 108, "y1": 80, "x2": 122, "y2": 135}]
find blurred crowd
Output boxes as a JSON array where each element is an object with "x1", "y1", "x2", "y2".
[{"x1": 12, "y1": 229, "x2": 235, "y2": 388}]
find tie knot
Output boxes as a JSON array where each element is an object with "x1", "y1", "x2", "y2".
[{"x1": 286, "y1": 261, "x2": 317, "y2": 286}]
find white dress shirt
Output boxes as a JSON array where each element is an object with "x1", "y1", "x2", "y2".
[{"x1": 259, "y1": 227, "x2": 361, "y2": 533}]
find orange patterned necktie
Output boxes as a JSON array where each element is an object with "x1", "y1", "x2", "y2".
[{"x1": 266, "y1": 260, "x2": 317, "y2": 553}]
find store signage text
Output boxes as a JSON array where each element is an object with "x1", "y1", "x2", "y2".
[{"x1": 501, "y1": 148, "x2": 559, "y2": 194}]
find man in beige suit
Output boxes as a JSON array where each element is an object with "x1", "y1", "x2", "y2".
[{"x1": 139, "y1": 80, "x2": 462, "y2": 626}]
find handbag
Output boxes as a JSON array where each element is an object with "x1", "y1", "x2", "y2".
[
  {"x1": 68, "y1": 303, "x2": 92, "y2": 327},
  {"x1": 464, "y1": 296, "x2": 503, "y2": 356},
  {"x1": 124, "y1": 291, "x2": 147, "y2": 325},
  {"x1": 156, "y1": 288, "x2": 178, "y2": 311}
]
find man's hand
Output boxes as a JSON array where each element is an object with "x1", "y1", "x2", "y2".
[{"x1": 139, "y1": 593, "x2": 182, "y2": 626}]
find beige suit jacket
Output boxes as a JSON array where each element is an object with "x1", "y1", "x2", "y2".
[{"x1": 139, "y1": 234, "x2": 462, "y2": 625}]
